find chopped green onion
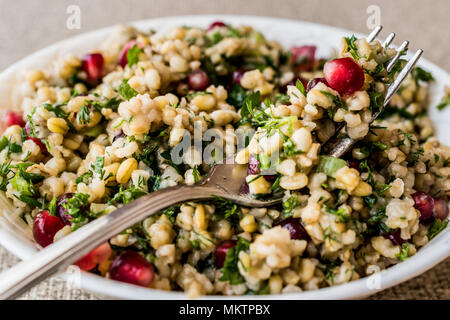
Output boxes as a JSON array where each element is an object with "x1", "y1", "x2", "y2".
[{"x1": 317, "y1": 156, "x2": 347, "y2": 177}]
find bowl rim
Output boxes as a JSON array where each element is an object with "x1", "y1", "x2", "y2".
[{"x1": 0, "y1": 14, "x2": 449, "y2": 300}]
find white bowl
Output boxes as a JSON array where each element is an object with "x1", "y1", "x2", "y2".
[{"x1": 0, "y1": 15, "x2": 449, "y2": 300}]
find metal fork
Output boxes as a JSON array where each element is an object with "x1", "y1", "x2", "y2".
[
  {"x1": 0, "y1": 26, "x2": 423, "y2": 299},
  {"x1": 323, "y1": 25, "x2": 423, "y2": 157}
]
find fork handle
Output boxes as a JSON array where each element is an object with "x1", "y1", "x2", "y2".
[{"x1": 0, "y1": 184, "x2": 216, "y2": 300}]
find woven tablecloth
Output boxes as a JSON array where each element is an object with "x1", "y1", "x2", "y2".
[{"x1": 0, "y1": 0, "x2": 449, "y2": 299}]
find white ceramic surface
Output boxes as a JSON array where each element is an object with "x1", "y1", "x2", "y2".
[{"x1": 0, "y1": 15, "x2": 449, "y2": 300}]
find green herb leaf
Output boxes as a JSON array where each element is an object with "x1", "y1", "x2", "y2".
[
  {"x1": 108, "y1": 185, "x2": 148, "y2": 205},
  {"x1": 411, "y1": 67, "x2": 434, "y2": 84},
  {"x1": 436, "y1": 93, "x2": 450, "y2": 111},
  {"x1": 428, "y1": 218, "x2": 449, "y2": 239},
  {"x1": 296, "y1": 79, "x2": 306, "y2": 97},
  {"x1": 396, "y1": 243, "x2": 410, "y2": 261},
  {"x1": 344, "y1": 35, "x2": 361, "y2": 60},
  {"x1": 48, "y1": 197, "x2": 57, "y2": 216},
  {"x1": 219, "y1": 237, "x2": 250, "y2": 285},
  {"x1": 126, "y1": 44, "x2": 142, "y2": 67},
  {"x1": 281, "y1": 195, "x2": 299, "y2": 218},
  {"x1": 118, "y1": 79, "x2": 138, "y2": 100},
  {"x1": 325, "y1": 205, "x2": 350, "y2": 223},
  {"x1": 77, "y1": 104, "x2": 91, "y2": 124},
  {"x1": 317, "y1": 156, "x2": 347, "y2": 177},
  {"x1": 210, "y1": 196, "x2": 241, "y2": 226}
]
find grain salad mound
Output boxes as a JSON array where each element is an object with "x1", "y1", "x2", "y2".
[{"x1": 0, "y1": 21, "x2": 449, "y2": 297}]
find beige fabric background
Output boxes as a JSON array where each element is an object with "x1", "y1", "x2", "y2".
[{"x1": 0, "y1": 0, "x2": 449, "y2": 299}]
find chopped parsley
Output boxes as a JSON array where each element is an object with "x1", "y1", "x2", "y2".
[
  {"x1": 436, "y1": 93, "x2": 450, "y2": 111},
  {"x1": 219, "y1": 237, "x2": 250, "y2": 285},
  {"x1": 209, "y1": 196, "x2": 241, "y2": 226},
  {"x1": 296, "y1": 79, "x2": 306, "y2": 96},
  {"x1": 359, "y1": 160, "x2": 391, "y2": 196},
  {"x1": 411, "y1": 67, "x2": 434, "y2": 84},
  {"x1": 90, "y1": 97, "x2": 122, "y2": 112},
  {"x1": 344, "y1": 35, "x2": 362, "y2": 60},
  {"x1": 62, "y1": 193, "x2": 90, "y2": 230},
  {"x1": 161, "y1": 206, "x2": 179, "y2": 224},
  {"x1": 396, "y1": 243, "x2": 410, "y2": 261},
  {"x1": 325, "y1": 205, "x2": 350, "y2": 223},
  {"x1": 126, "y1": 44, "x2": 142, "y2": 67},
  {"x1": 108, "y1": 184, "x2": 148, "y2": 205},
  {"x1": 192, "y1": 165, "x2": 201, "y2": 183},
  {"x1": 77, "y1": 104, "x2": 91, "y2": 124},
  {"x1": 118, "y1": 79, "x2": 138, "y2": 100},
  {"x1": 281, "y1": 194, "x2": 299, "y2": 218},
  {"x1": 428, "y1": 218, "x2": 449, "y2": 240}
]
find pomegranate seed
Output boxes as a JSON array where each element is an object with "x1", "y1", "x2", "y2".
[
  {"x1": 119, "y1": 40, "x2": 144, "y2": 68},
  {"x1": 187, "y1": 70, "x2": 210, "y2": 91},
  {"x1": 214, "y1": 240, "x2": 237, "y2": 268},
  {"x1": 239, "y1": 181, "x2": 249, "y2": 195},
  {"x1": 347, "y1": 159, "x2": 360, "y2": 170},
  {"x1": 274, "y1": 218, "x2": 309, "y2": 240},
  {"x1": 384, "y1": 229, "x2": 407, "y2": 246},
  {"x1": 2, "y1": 111, "x2": 25, "y2": 128},
  {"x1": 433, "y1": 198, "x2": 449, "y2": 221},
  {"x1": 290, "y1": 45, "x2": 316, "y2": 71},
  {"x1": 412, "y1": 191, "x2": 435, "y2": 222},
  {"x1": 26, "y1": 136, "x2": 48, "y2": 154},
  {"x1": 306, "y1": 77, "x2": 328, "y2": 92},
  {"x1": 281, "y1": 77, "x2": 308, "y2": 93},
  {"x1": 81, "y1": 53, "x2": 104, "y2": 83},
  {"x1": 33, "y1": 210, "x2": 65, "y2": 247},
  {"x1": 247, "y1": 155, "x2": 260, "y2": 175},
  {"x1": 109, "y1": 251, "x2": 155, "y2": 287},
  {"x1": 75, "y1": 242, "x2": 112, "y2": 271},
  {"x1": 24, "y1": 122, "x2": 31, "y2": 135},
  {"x1": 232, "y1": 69, "x2": 246, "y2": 85},
  {"x1": 323, "y1": 57, "x2": 364, "y2": 95},
  {"x1": 57, "y1": 193, "x2": 74, "y2": 225},
  {"x1": 112, "y1": 130, "x2": 125, "y2": 142},
  {"x1": 208, "y1": 21, "x2": 227, "y2": 30}
]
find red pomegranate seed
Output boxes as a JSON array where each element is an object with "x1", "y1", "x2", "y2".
[
  {"x1": 112, "y1": 130, "x2": 125, "y2": 142},
  {"x1": 119, "y1": 40, "x2": 144, "y2": 68},
  {"x1": 109, "y1": 251, "x2": 155, "y2": 287},
  {"x1": 33, "y1": 210, "x2": 65, "y2": 247},
  {"x1": 384, "y1": 229, "x2": 407, "y2": 246},
  {"x1": 232, "y1": 69, "x2": 246, "y2": 85},
  {"x1": 81, "y1": 53, "x2": 104, "y2": 83},
  {"x1": 247, "y1": 155, "x2": 260, "y2": 175},
  {"x1": 26, "y1": 136, "x2": 48, "y2": 154},
  {"x1": 2, "y1": 111, "x2": 25, "y2": 128},
  {"x1": 323, "y1": 57, "x2": 364, "y2": 95},
  {"x1": 208, "y1": 21, "x2": 227, "y2": 30},
  {"x1": 75, "y1": 242, "x2": 112, "y2": 271},
  {"x1": 239, "y1": 181, "x2": 249, "y2": 195},
  {"x1": 290, "y1": 45, "x2": 317, "y2": 71},
  {"x1": 433, "y1": 198, "x2": 449, "y2": 221},
  {"x1": 306, "y1": 77, "x2": 328, "y2": 92},
  {"x1": 57, "y1": 193, "x2": 74, "y2": 225},
  {"x1": 412, "y1": 191, "x2": 435, "y2": 222},
  {"x1": 347, "y1": 159, "x2": 360, "y2": 170},
  {"x1": 214, "y1": 240, "x2": 237, "y2": 268},
  {"x1": 187, "y1": 70, "x2": 210, "y2": 91},
  {"x1": 274, "y1": 218, "x2": 309, "y2": 240}
]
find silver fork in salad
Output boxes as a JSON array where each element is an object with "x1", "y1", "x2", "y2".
[{"x1": 0, "y1": 25, "x2": 423, "y2": 299}]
